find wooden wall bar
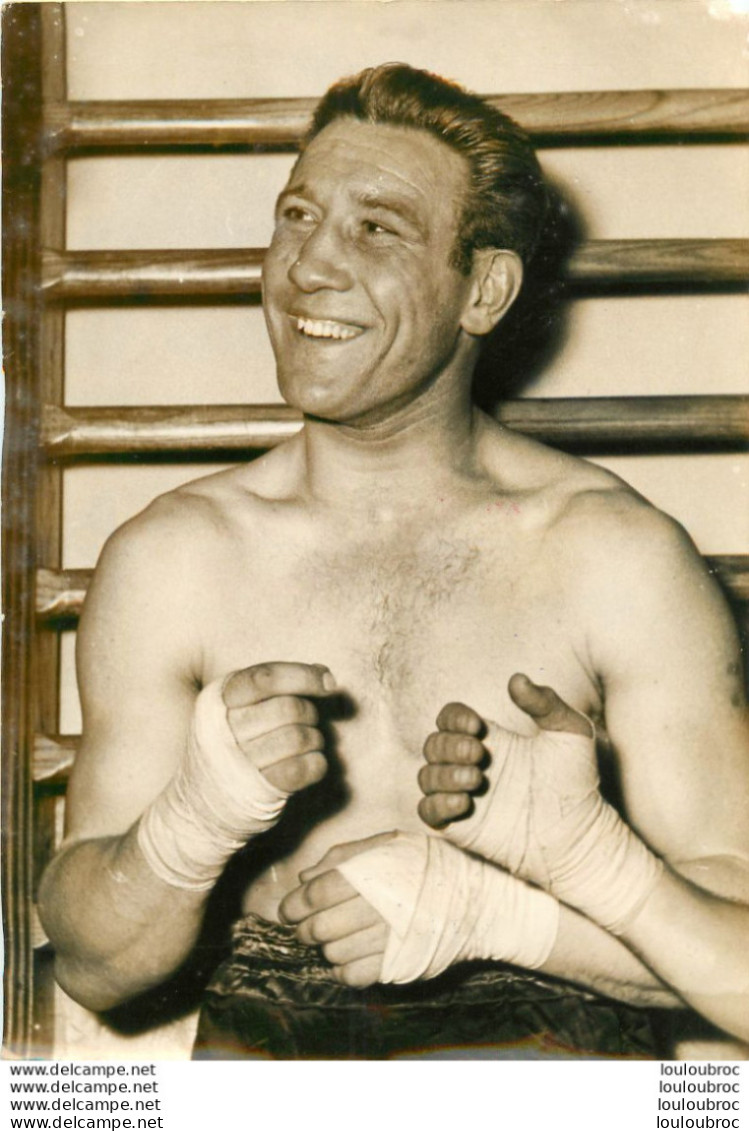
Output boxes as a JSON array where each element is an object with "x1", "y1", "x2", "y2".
[
  {"x1": 44, "y1": 89, "x2": 749, "y2": 151},
  {"x1": 41, "y1": 396, "x2": 749, "y2": 459},
  {"x1": 713, "y1": 556, "x2": 749, "y2": 602},
  {"x1": 42, "y1": 248, "x2": 265, "y2": 299},
  {"x1": 33, "y1": 734, "x2": 77, "y2": 788},
  {"x1": 496, "y1": 395, "x2": 749, "y2": 448},
  {"x1": 36, "y1": 568, "x2": 91, "y2": 624},
  {"x1": 33, "y1": 556, "x2": 749, "y2": 625},
  {"x1": 569, "y1": 239, "x2": 749, "y2": 287},
  {"x1": 2, "y1": 3, "x2": 43, "y2": 1057},
  {"x1": 33, "y1": 5, "x2": 68, "y2": 1052},
  {"x1": 41, "y1": 239, "x2": 749, "y2": 300},
  {"x1": 43, "y1": 404, "x2": 299, "y2": 456}
]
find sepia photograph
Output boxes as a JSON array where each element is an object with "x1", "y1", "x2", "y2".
[{"x1": 3, "y1": 0, "x2": 749, "y2": 1077}]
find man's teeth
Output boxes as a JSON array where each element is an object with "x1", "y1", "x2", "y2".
[{"x1": 296, "y1": 317, "x2": 361, "y2": 340}]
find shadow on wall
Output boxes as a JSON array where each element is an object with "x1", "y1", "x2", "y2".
[{"x1": 472, "y1": 179, "x2": 583, "y2": 410}]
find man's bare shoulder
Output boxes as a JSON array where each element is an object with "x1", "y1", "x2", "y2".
[
  {"x1": 78, "y1": 452, "x2": 302, "y2": 712},
  {"x1": 546, "y1": 462, "x2": 713, "y2": 620},
  {"x1": 482, "y1": 420, "x2": 715, "y2": 607},
  {"x1": 483, "y1": 421, "x2": 653, "y2": 535},
  {"x1": 100, "y1": 448, "x2": 297, "y2": 569},
  {"x1": 82, "y1": 452, "x2": 300, "y2": 655},
  {"x1": 550, "y1": 469, "x2": 701, "y2": 590},
  {"x1": 481, "y1": 416, "x2": 627, "y2": 502},
  {"x1": 515, "y1": 440, "x2": 740, "y2": 688}
]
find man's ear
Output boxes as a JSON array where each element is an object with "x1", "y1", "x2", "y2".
[{"x1": 460, "y1": 248, "x2": 523, "y2": 337}]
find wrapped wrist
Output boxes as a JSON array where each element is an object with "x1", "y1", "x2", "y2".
[
  {"x1": 137, "y1": 678, "x2": 290, "y2": 890},
  {"x1": 337, "y1": 832, "x2": 559, "y2": 984},
  {"x1": 445, "y1": 722, "x2": 663, "y2": 935}
]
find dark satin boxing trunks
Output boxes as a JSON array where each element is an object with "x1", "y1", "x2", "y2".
[{"x1": 193, "y1": 912, "x2": 663, "y2": 1060}]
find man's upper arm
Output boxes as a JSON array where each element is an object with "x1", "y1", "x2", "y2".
[
  {"x1": 577, "y1": 500, "x2": 749, "y2": 875},
  {"x1": 65, "y1": 498, "x2": 205, "y2": 843}
]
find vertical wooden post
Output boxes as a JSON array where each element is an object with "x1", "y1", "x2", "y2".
[
  {"x1": 37, "y1": 5, "x2": 66, "y2": 739},
  {"x1": 2, "y1": 1, "x2": 44, "y2": 1057},
  {"x1": 33, "y1": 1, "x2": 68, "y2": 1055}
]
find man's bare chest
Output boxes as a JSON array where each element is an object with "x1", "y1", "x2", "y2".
[
  {"x1": 195, "y1": 515, "x2": 603, "y2": 911},
  {"x1": 199, "y1": 523, "x2": 599, "y2": 747}
]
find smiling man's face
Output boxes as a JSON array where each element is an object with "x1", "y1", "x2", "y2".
[{"x1": 262, "y1": 117, "x2": 479, "y2": 426}]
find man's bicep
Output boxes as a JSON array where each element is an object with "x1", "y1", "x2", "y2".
[
  {"x1": 65, "y1": 514, "x2": 201, "y2": 842},
  {"x1": 604, "y1": 667, "x2": 749, "y2": 867},
  {"x1": 589, "y1": 513, "x2": 749, "y2": 867}
]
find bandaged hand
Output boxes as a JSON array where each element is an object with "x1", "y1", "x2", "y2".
[
  {"x1": 138, "y1": 662, "x2": 336, "y2": 891},
  {"x1": 419, "y1": 674, "x2": 663, "y2": 934},
  {"x1": 280, "y1": 831, "x2": 559, "y2": 986}
]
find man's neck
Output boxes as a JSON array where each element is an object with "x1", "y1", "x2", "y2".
[{"x1": 297, "y1": 386, "x2": 485, "y2": 521}]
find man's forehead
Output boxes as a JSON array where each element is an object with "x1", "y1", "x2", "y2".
[{"x1": 286, "y1": 118, "x2": 469, "y2": 212}]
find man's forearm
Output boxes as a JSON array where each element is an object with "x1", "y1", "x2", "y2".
[
  {"x1": 422, "y1": 697, "x2": 749, "y2": 1034},
  {"x1": 38, "y1": 825, "x2": 207, "y2": 1012},
  {"x1": 42, "y1": 664, "x2": 333, "y2": 1011},
  {"x1": 543, "y1": 850, "x2": 749, "y2": 1042},
  {"x1": 615, "y1": 864, "x2": 749, "y2": 1041},
  {"x1": 291, "y1": 831, "x2": 683, "y2": 1007},
  {"x1": 545, "y1": 898, "x2": 680, "y2": 1009}
]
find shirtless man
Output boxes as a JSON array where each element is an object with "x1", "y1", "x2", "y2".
[{"x1": 38, "y1": 64, "x2": 749, "y2": 1059}]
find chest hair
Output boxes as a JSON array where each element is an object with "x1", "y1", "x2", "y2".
[{"x1": 303, "y1": 534, "x2": 482, "y2": 692}]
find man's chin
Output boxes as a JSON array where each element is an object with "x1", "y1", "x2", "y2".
[
  {"x1": 277, "y1": 379, "x2": 353, "y2": 424},
  {"x1": 297, "y1": 406, "x2": 367, "y2": 428},
  {"x1": 282, "y1": 398, "x2": 373, "y2": 430}
]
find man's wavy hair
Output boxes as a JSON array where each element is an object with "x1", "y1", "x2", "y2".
[{"x1": 305, "y1": 62, "x2": 549, "y2": 275}]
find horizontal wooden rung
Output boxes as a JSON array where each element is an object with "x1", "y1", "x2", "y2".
[
  {"x1": 41, "y1": 248, "x2": 264, "y2": 299},
  {"x1": 41, "y1": 397, "x2": 749, "y2": 461},
  {"x1": 709, "y1": 555, "x2": 749, "y2": 604},
  {"x1": 34, "y1": 552, "x2": 749, "y2": 628},
  {"x1": 36, "y1": 568, "x2": 92, "y2": 622},
  {"x1": 42, "y1": 404, "x2": 299, "y2": 457},
  {"x1": 41, "y1": 240, "x2": 749, "y2": 301},
  {"x1": 570, "y1": 239, "x2": 749, "y2": 287},
  {"x1": 33, "y1": 733, "x2": 77, "y2": 785},
  {"x1": 43, "y1": 89, "x2": 749, "y2": 150}
]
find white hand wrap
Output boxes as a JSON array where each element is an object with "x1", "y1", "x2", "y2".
[
  {"x1": 446, "y1": 721, "x2": 663, "y2": 934},
  {"x1": 137, "y1": 678, "x2": 291, "y2": 891},
  {"x1": 337, "y1": 832, "x2": 559, "y2": 984}
]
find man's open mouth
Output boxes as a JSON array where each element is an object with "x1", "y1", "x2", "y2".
[{"x1": 295, "y1": 317, "x2": 364, "y2": 341}]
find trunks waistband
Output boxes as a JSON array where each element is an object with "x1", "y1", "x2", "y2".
[
  {"x1": 195, "y1": 912, "x2": 661, "y2": 1059},
  {"x1": 205, "y1": 910, "x2": 647, "y2": 1011}
]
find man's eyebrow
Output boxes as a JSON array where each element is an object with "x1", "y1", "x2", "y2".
[
  {"x1": 274, "y1": 182, "x2": 316, "y2": 212},
  {"x1": 274, "y1": 184, "x2": 429, "y2": 237},
  {"x1": 355, "y1": 190, "x2": 428, "y2": 236}
]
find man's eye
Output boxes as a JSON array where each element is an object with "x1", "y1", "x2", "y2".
[
  {"x1": 362, "y1": 220, "x2": 394, "y2": 237},
  {"x1": 281, "y1": 205, "x2": 314, "y2": 223}
]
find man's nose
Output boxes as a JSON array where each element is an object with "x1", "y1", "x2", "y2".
[{"x1": 288, "y1": 223, "x2": 353, "y2": 293}]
